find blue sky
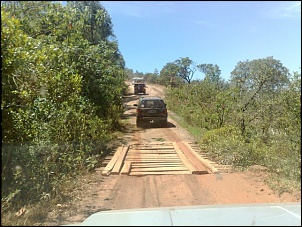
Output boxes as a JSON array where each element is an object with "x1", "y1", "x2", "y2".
[{"x1": 99, "y1": 1, "x2": 301, "y2": 81}]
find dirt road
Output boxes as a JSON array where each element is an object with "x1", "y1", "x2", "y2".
[{"x1": 56, "y1": 82, "x2": 300, "y2": 225}]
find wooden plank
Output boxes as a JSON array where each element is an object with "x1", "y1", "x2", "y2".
[
  {"x1": 126, "y1": 160, "x2": 183, "y2": 163},
  {"x1": 131, "y1": 142, "x2": 171, "y2": 145},
  {"x1": 133, "y1": 145, "x2": 174, "y2": 147},
  {"x1": 127, "y1": 152, "x2": 177, "y2": 155},
  {"x1": 127, "y1": 156, "x2": 178, "y2": 159},
  {"x1": 126, "y1": 157, "x2": 180, "y2": 159},
  {"x1": 129, "y1": 150, "x2": 175, "y2": 153},
  {"x1": 130, "y1": 146, "x2": 173, "y2": 149},
  {"x1": 125, "y1": 159, "x2": 183, "y2": 165},
  {"x1": 176, "y1": 142, "x2": 209, "y2": 174},
  {"x1": 127, "y1": 153, "x2": 177, "y2": 157},
  {"x1": 131, "y1": 147, "x2": 174, "y2": 151},
  {"x1": 128, "y1": 152, "x2": 177, "y2": 155},
  {"x1": 120, "y1": 161, "x2": 132, "y2": 175},
  {"x1": 131, "y1": 163, "x2": 175, "y2": 166},
  {"x1": 111, "y1": 145, "x2": 129, "y2": 175},
  {"x1": 130, "y1": 148, "x2": 175, "y2": 150},
  {"x1": 129, "y1": 152, "x2": 176, "y2": 155},
  {"x1": 132, "y1": 149, "x2": 174, "y2": 152},
  {"x1": 132, "y1": 163, "x2": 184, "y2": 166},
  {"x1": 132, "y1": 165, "x2": 184, "y2": 168},
  {"x1": 127, "y1": 161, "x2": 181, "y2": 164},
  {"x1": 127, "y1": 154, "x2": 179, "y2": 158},
  {"x1": 131, "y1": 166, "x2": 185, "y2": 170},
  {"x1": 172, "y1": 142, "x2": 198, "y2": 174},
  {"x1": 125, "y1": 142, "x2": 197, "y2": 176},
  {"x1": 102, "y1": 146, "x2": 124, "y2": 176},
  {"x1": 131, "y1": 166, "x2": 188, "y2": 172},
  {"x1": 182, "y1": 142, "x2": 217, "y2": 173},
  {"x1": 129, "y1": 170, "x2": 191, "y2": 176}
]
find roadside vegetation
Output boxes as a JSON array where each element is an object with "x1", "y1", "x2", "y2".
[
  {"x1": 144, "y1": 57, "x2": 301, "y2": 195},
  {"x1": 2, "y1": 1, "x2": 127, "y2": 224},
  {"x1": 2, "y1": 1, "x2": 300, "y2": 226}
]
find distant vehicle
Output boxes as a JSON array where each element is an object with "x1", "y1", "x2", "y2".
[
  {"x1": 134, "y1": 83, "x2": 146, "y2": 95},
  {"x1": 134, "y1": 96, "x2": 168, "y2": 127},
  {"x1": 132, "y1": 77, "x2": 144, "y2": 84},
  {"x1": 63, "y1": 202, "x2": 301, "y2": 226}
]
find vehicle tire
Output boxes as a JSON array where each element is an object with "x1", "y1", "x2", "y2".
[
  {"x1": 136, "y1": 119, "x2": 142, "y2": 127},
  {"x1": 162, "y1": 120, "x2": 168, "y2": 128}
]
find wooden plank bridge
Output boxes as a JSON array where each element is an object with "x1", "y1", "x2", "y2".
[{"x1": 101, "y1": 142, "x2": 219, "y2": 176}]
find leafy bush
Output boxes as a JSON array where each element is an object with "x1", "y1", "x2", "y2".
[
  {"x1": 1, "y1": 2, "x2": 126, "y2": 213},
  {"x1": 199, "y1": 126, "x2": 264, "y2": 167}
]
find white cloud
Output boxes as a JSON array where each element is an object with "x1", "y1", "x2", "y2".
[{"x1": 264, "y1": 1, "x2": 301, "y2": 19}]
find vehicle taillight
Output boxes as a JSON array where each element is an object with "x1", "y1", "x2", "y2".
[{"x1": 137, "y1": 109, "x2": 141, "y2": 115}]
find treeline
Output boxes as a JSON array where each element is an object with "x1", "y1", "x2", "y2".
[
  {"x1": 2, "y1": 1, "x2": 127, "y2": 211},
  {"x1": 132, "y1": 56, "x2": 301, "y2": 193}
]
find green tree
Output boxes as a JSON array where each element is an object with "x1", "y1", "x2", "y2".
[
  {"x1": 197, "y1": 63, "x2": 222, "y2": 86},
  {"x1": 1, "y1": 1, "x2": 127, "y2": 211},
  {"x1": 159, "y1": 62, "x2": 180, "y2": 87},
  {"x1": 144, "y1": 72, "x2": 158, "y2": 84},
  {"x1": 174, "y1": 57, "x2": 196, "y2": 84},
  {"x1": 276, "y1": 71, "x2": 301, "y2": 153},
  {"x1": 230, "y1": 57, "x2": 290, "y2": 137},
  {"x1": 1, "y1": 1, "x2": 54, "y2": 37},
  {"x1": 67, "y1": 1, "x2": 114, "y2": 44}
]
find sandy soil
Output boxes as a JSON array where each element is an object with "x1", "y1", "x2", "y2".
[{"x1": 41, "y1": 82, "x2": 301, "y2": 226}]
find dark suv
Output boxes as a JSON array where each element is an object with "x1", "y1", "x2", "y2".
[
  {"x1": 134, "y1": 96, "x2": 168, "y2": 127},
  {"x1": 134, "y1": 83, "x2": 146, "y2": 95}
]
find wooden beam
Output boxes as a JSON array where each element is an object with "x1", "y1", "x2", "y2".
[
  {"x1": 132, "y1": 163, "x2": 184, "y2": 167},
  {"x1": 129, "y1": 150, "x2": 175, "y2": 153},
  {"x1": 126, "y1": 154, "x2": 179, "y2": 158},
  {"x1": 126, "y1": 156, "x2": 180, "y2": 159},
  {"x1": 129, "y1": 170, "x2": 191, "y2": 176},
  {"x1": 172, "y1": 142, "x2": 198, "y2": 174},
  {"x1": 182, "y1": 142, "x2": 218, "y2": 173},
  {"x1": 176, "y1": 142, "x2": 209, "y2": 174},
  {"x1": 131, "y1": 166, "x2": 188, "y2": 172},
  {"x1": 131, "y1": 147, "x2": 174, "y2": 150},
  {"x1": 120, "y1": 161, "x2": 132, "y2": 175},
  {"x1": 131, "y1": 165, "x2": 184, "y2": 169},
  {"x1": 102, "y1": 146, "x2": 124, "y2": 176},
  {"x1": 126, "y1": 160, "x2": 183, "y2": 163},
  {"x1": 111, "y1": 145, "x2": 129, "y2": 175}
]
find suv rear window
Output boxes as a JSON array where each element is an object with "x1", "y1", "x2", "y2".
[{"x1": 140, "y1": 100, "x2": 165, "y2": 108}]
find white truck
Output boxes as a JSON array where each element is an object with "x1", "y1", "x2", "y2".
[{"x1": 132, "y1": 77, "x2": 144, "y2": 84}]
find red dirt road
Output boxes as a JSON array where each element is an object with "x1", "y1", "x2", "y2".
[{"x1": 52, "y1": 83, "x2": 300, "y2": 226}]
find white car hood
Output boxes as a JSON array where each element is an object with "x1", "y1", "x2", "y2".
[{"x1": 63, "y1": 202, "x2": 301, "y2": 226}]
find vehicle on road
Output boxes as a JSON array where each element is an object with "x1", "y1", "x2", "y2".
[
  {"x1": 134, "y1": 96, "x2": 168, "y2": 127},
  {"x1": 134, "y1": 82, "x2": 146, "y2": 95},
  {"x1": 132, "y1": 77, "x2": 144, "y2": 84}
]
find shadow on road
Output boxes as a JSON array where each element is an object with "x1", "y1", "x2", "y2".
[
  {"x1": 138, "y1": 121, "x2": 176, "y2": 129},
  {"x1": 123, "y1": 94, "x2": 139, "y2": 102}
]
